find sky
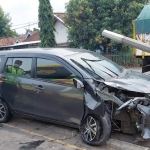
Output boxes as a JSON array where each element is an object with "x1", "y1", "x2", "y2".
[{"x1": 0, "y1": 0, "x2": 69, "y2": 34}]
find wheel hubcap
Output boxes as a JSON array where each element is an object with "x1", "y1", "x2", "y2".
[
  {"x1": 0, "y1": 103, "x2": 6, "y2": 119},
  {"x1": 83, "y1": 116, "x2": 97, "y2": 142}
]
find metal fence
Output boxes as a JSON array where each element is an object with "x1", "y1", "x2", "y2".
[{"x1": 101, "y1": 52, "x2": 142, "y2": 67}]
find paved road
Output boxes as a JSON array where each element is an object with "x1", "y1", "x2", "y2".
[{"x1": 0, "y1": 117, "x2": 112, "y2": 150}]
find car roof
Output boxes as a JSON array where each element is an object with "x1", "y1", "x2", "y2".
[{"x1": 0, "y1": 48, "x2": 89, "y2": 57}]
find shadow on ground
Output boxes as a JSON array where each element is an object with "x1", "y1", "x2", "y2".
[{"x1": 111, "y1": 131, "x2": 150, "y2": 148}]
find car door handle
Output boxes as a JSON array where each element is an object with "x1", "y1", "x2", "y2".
[
  {"x1": 2, "y1": 78, "x2": 7, "y2": 81},
  {"x1": 0, "y1": 76, "x2": 7, "y2": 81},
  {"x1": 34, "y1": 85, "x2": 44, "y2": 90}
]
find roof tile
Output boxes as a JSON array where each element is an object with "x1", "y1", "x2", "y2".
[
  {"x1": 0, "y1": 13, "x2": 66, "y2": 46},
  {"x1": 54, "y1": 13, "x2": 65, "y2": 22},
  {"x1": 23, "y1": 32, "x2": 40, "y2": 42}
]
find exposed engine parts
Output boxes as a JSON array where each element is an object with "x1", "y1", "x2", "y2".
[
  {"x1": 137, "y1": 104, "x2": 150, "y2": 139},
  {"x1": 96, "y1": 82, "x2": 150, "y2": 140},
  {"x1": 96, "y1": 83, "x2": 124, "y2": 106},
  {"x1": 116, "y1": 97, "x2": 150, "y2": 114}
]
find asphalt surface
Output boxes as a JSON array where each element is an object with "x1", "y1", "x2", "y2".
[{"x1": 0, "y1": 117, "x2": 113, "y2": 150}]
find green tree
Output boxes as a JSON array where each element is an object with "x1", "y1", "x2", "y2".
[
  {"x1": 38, "y1": 0, "x2": 56, "y2": 47},
  {"x1": 65, "y1": 0, "x2": 148, "y2": 52},
  {"x1": 33, "y1": 28, "x2": 40, "y2": 32},
  {"x1": 0, "y1": 6, "x2": 17, "y2": 38}
]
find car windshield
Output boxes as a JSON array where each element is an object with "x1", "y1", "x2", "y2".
[{"x1": 69, "y1": 52, "x2": 123, "y2": 80}]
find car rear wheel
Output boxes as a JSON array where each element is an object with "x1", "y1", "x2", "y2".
[
  {"x1": 0, "y1": 99, "x2": 11, "y2": 123},
  {"x1": 81, "y1": 113, "x2": 111, "y2": 146}
]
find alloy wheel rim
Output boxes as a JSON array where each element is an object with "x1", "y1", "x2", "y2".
[
  {"x1": 0, "y1": 103, "x2": 6, "y2": 119},
  {"x1": 83, "y1": 116, "x2": 97, "y2": 142}
]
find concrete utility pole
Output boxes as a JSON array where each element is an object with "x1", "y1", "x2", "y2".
[{"x1": 102, "y1": 30, "x2": 150, "y2": 53}]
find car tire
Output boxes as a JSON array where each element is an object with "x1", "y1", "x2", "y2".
[
  {"x1": 80, "y1": 113, "x2": 111, "y2": 146},
  {"x1": 0, "y1": 99, "x2": 11, "y2": 123}
]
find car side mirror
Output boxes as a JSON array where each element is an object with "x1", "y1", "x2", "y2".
[{"x1": 73, "y1": 78, "x2": 84, "y2": 89}]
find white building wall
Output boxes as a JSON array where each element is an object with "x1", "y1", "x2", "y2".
[{"x1": 54, "y1": 21, "x2": 68, "y2": 44}]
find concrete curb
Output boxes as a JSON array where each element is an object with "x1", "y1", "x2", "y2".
[{"x1": 107, "y1": 139, "x2": 150, "y2": 150}]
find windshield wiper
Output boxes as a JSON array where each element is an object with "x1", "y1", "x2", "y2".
[
  {"x1": 98, "y1": 64, "x2": 119, "y2": 76},
  {"x1": 81, "y1": 58, "x2": 118, "y2": 76},
  {"x1": 81, "y1": 58, "x2": 114, "y2": 77},
  {"x1": 70, "y1": 59, "x2": 105, "y2": 80},
  {"x1": 81, "y1": 58, "x2": 96, "y2": 73},
  {"x1": 81, "y1": 58, "x2": 103, "y2": 62}
]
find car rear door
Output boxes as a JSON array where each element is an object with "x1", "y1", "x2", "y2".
[
  {"x1": 1, "y1": 55, "x2": 35, "y2": 115},
  {"x1": 32, "y1": 55, "x2": 84, "y2": 125}
]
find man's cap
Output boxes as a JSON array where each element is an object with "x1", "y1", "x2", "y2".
[{"x1": 15, "y1": 60, "x2": 22, "y2": 64}]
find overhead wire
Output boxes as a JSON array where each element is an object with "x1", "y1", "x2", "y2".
[
  {"x1": 11, "y1": 22, "x2": 38, "y2": 30},
  {"x1": 11, "y1": 21, "x2": 38, "y2": 27}
]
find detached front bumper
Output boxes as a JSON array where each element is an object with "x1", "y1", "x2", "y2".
[
  {"x1": 116, "y1": 97, "x2": 150, "y2": 139},
  {"x1": 137, "y1": 104, "x2": 150, "y2": 139}
]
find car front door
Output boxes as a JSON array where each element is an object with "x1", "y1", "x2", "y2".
[{"x1": 32, "y1": 56, "x2": 84, "y2": 125}]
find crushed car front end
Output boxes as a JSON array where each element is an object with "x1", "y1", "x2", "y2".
[
  {"x1": 97, "y1": 70, "x2": 150, "y2": 140},
  {"x1": 69, "y1": 51, "x2": 150, "y2": 142}
]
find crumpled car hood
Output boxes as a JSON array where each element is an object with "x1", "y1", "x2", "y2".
[{"x1": 104, "y1": 70, "x2": 150, "y2": 93}]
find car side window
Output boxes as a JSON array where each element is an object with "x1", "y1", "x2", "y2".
[
  {"x1": 5, "y1": 58, "x2": 32, "y2": 78},
  {"x1": 36, "y1": 58, "x2": 76, "y2": 85}
]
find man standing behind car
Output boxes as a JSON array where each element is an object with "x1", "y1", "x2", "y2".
[
  {"x1": 4, "y1": 60, "x2": 24, "y2": 103},
  {"x1": 7, "y1": 60, "x2": 24, "y2": 75}
]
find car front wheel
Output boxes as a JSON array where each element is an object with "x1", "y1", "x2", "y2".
[
  {"x1": 80, "y1": 113, "x2": 111, "y2": 146},
  {"x1": 0, "y1": 99, "x2": 11, "y2": 123}
]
